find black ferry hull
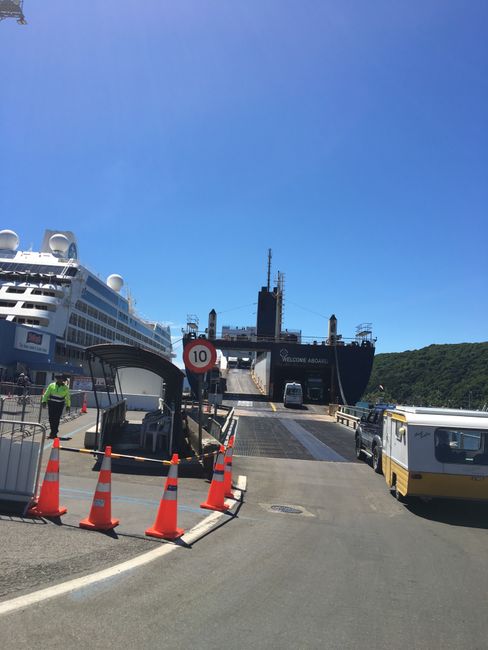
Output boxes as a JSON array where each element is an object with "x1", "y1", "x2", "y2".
[{"x1": 184, "y1": 335, "x2": 375, "y2": 406}]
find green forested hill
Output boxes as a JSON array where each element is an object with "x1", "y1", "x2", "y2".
[{"x1": 363, "y1": 342, "x2": 488, "y2": 409}]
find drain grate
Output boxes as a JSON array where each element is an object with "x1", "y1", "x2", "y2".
[{"x1": 270, "y1": 505, "x2": 303, "y2": 514}]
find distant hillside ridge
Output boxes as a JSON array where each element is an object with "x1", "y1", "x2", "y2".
[{"x1": 363, "y1": 342, "x2": 488, "y2": 410}]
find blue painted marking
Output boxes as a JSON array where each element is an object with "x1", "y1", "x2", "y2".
[{"x1": 59, "y1": 487, "x2": 204, "y2": 515}]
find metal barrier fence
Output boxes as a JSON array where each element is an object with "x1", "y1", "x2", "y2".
[
  {"x1": 207, "y1": 407, "x2": 235, "y2": 444},
  {"x1": 0, "y1": 391, "x2": 85, "y2": 432},
  {"x1": 335, "y1": 405, "x2": 366, "y2": 430},
  {"x1": 0, "y1": 419, "x2": 47, "y2": 511},
  {"x1": 337, "y1": 405, "x2": 370, "y2": 419}
]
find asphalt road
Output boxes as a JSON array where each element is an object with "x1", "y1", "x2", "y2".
[{"x1": 2, "y1": 393, "x2": 488, "y2": 648}]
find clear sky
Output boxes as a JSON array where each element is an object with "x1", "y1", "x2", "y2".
[{"x1": 1, "y1": 1, "x2": 487, "y2": 364}]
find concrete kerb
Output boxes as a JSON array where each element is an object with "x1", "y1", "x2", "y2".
[
  {"x1": 0, "y1": 474, "x2": 247, "y2": 616},
  {"x1": 250, "y1": 370, "x2": 266, "y2": 396}
]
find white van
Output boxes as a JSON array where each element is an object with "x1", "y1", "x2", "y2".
[{"x1": 283, "y1": 382, "x2": 303, "y2": 408}]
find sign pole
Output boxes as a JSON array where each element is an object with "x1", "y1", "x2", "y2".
[
  {"x1": 198, "y1": 374, "x2": 203, "y2": 456},
  {"x1": 183, "y1": 338, "x2": 217, "y2": 459}
]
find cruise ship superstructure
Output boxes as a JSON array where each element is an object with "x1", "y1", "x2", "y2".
[{"x1": 0, "y1": 229, "x2": 172, "y2": 386}]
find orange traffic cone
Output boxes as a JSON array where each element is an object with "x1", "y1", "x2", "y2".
[
  {"x1": 223, "y1": 439, "x2": 235, "y2": 498},
  {"x1": 145, "y1": 454, "x2": 184, "y2": 540},
  {"x1": 200, "y1": 445, "x2": 229, "y2": 512},
  {"x1": 79, "y1": 446, "x2": 119, "y2": 531},
  {"x1": 28, "y1": 438, "x2": 67, "y2": 518},
  {"x1": 80, "y1": 394, "x2": 87, "y2": 414}
]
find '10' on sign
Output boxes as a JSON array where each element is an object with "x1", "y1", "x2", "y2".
[{"x1": 183, "y1": 339, "x2": 217, "y2": 374}]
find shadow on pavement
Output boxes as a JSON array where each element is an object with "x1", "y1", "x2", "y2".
[{"x1": 406, "y1": 498, "x2": 488, "y2": 529}]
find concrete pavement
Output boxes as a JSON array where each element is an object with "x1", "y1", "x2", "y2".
[{"x1": 0, "y1": 411, "x2": 233, "y2": 602}]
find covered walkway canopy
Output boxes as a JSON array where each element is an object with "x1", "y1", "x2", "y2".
[
  {"x1": 86, "y1": 344, "x2": 184, "y2": 400},
  {"x1": 86, "y1": 344, "x2": 185, "y2": 445}
]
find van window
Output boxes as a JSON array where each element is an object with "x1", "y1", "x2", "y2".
[
  {"x1": 286, "y1": 387, "x2": 301, "y2": 395},
  {"x1": 435, "y1": 428, "x2": 488, "y2": 465}
]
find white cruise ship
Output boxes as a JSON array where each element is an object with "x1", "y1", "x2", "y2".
[{"x1": 0, "y1": 229, "x2": 173, "y2": 386}]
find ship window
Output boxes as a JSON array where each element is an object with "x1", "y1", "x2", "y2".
[
  {"x1": 0, "y1": 301, "x2": 17, "y2": 308},
  {"x1": 76, "y1": 300, "x2": 88, "y2": 313},
  {"x1": 6, "y1": 287, "x2": 25, "y2": 294},
  {"x1": 0, "y1": 262, "x2": 78, "y2": 276},
  {"x1": 86, "y1": 275, "x2": 119, "y2": 304},
  {"x1": 82, "y1": 290, "x2": 118, "y2": 318},
  {"x1": 31, "y1": 289, "x2": 56, "y2": 297}
]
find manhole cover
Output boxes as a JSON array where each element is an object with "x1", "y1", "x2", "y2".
[{"x1": 270, "y1": 505, "x2": 303, "y2": 514}]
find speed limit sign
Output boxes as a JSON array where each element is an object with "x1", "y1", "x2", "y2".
[{"x1": 183, "y1": 339, "x2": 217, "y2": 374}]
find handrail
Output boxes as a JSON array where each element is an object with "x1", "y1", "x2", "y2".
[{"x1": 335, "y1": 408, "x2": 361, "y2": 430}]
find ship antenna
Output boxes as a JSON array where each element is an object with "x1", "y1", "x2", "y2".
[{"x1": 267, "y1": 248, "x2": 272, "y2": 291}]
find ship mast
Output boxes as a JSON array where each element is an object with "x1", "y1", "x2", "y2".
[{"x1": 267, "y1": 248, "x2": 272, "y2": 292}]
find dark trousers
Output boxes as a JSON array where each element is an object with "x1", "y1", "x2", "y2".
[{"x1": 47, "y1": 400, "x2": 64, "y2": 436}]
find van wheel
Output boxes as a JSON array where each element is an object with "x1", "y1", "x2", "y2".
[
  {"x1": 355, "y1": 436, "x2": 364, "y2": 460},
  {"x1": 372, "y1": 447, "x2": 382, "y2": 474},
  {"x1": 393, "y1": 484, "x2": 407, "y2": 503}
]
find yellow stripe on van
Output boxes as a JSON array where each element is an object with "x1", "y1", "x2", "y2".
[
  {"x1": 383, "y1": 454, "x2": 488, "y2": 500},
  {"x1": 385, "y1": 411, "x2": 407, "y2": 422}
]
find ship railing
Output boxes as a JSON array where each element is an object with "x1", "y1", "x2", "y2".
[{"x1": 212, "y1": 334, "x2": 375, "y2": 347}]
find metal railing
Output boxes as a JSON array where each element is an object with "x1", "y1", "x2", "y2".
[
  {"x1": 0, "y1": 419, "x2": 47, "y2": 511},
  {"x1": 335, "y1": 405, "x2": 368, "y2": 430},
  {"x1": 0, "y1": 391, "x2": 85, "y2": 432},
  {"x1": 97, "y1": 399, "x2": 127, "y2": 450},
  {"x1": 207, "y1": 407, "x2": 235, "y2": 444}
]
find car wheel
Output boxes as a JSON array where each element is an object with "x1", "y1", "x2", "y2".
[
  {"x1": 355, "y1": 435, "x2": 364, "y2": 460},
  {"x1": 372, "y1": 446, "x2": 382, "y2": 474}
]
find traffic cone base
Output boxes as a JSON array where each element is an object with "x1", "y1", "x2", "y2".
[
  {"x1": 28, "y1": 504, "x2": 67, "y2": 518},
  {"x1": 145, "y1": 525, "x2": 184, "y2": 540},
  {"x1": 200, "y1": 501, "x2": 230, "y2": 512},
  {"x1": 80, "y1": 516, "x2": 119, "y2": 531}
]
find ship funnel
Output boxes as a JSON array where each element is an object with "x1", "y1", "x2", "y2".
[
  {"x1": 107, "y1": 274, "x2": 124, "y2": 292},
  {"x1": 208, "y1": 309, "x2": 217, "y2": 340},
  {"x1": 0, "y1": 230, "x2": 19, "y2": 252},
  {"x1": 49, "y1": 233, "x2": 70, "y2": 257},
  {"x1": 328, "y1": 314, "x2": 337, "y2": 345}
]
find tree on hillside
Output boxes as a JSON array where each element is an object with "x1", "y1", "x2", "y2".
[{"x1": 362, "y1": 342, "x2": 488, "y2": 409}]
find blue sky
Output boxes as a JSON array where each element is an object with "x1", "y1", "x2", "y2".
[{"x1": 1, "y1": 1, "x2": 487, "y2": 364}]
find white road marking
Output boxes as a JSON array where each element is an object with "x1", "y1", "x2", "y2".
[{"x1": 0, "y1": 475, "x2": 247, "y2": 616}]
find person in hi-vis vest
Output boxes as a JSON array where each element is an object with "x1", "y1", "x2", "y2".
[{"x1": 42, "y1": 374, "x2": 71, "y2": 439}]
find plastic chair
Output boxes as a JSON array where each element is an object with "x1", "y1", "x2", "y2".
[
  {"x1": 143, "y1": 416, "x2": 171, "y2": 454},
  {"x1": 140, "y1": 410, "x2": 163, "y2": 447}
]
